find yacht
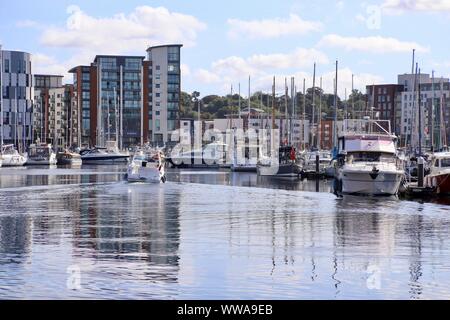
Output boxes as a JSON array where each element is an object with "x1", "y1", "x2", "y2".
[
  {"x1": 57, "y1": 149, "x2": 82, "y2": 165},
  {"x1": 257, "y1": 146, "x2": 303, "y2": 178},
  {"x1": 1, "y1": 144, "x2": 27, "y2": 167},
  {"x1": 26, "y1": 144, "x2": 57, "y2": 165},
  {"x1": 335, "y1": 119, "x2": 404, "y2": 196},
  {"x1": 167, "y1": 142, "x2": 225, "y2": 169},
  {"x1": 424, "y1": 152, "x2": 450, "y2": 194},
  {"x1": 303, "y1": 150, "x2": 333, "y2": 176},
  {"x1": 127, "y1": 150, "x2": 166, "y2": 183},
  {"x1": 80, "y1": 146, "x2": 129, "y2": 164}
]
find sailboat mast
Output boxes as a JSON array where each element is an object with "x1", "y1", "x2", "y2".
[
  {"x1": 418, "y1": 67, "x2": 422, "y2": 156},
  {"x1": 248, "y1": 75, "x2": 251, "y2": 122},
  {"x1": 431, "y1": 70, "x2": 435, "y2": 151},
  {"x1": 114, "y1": 87, "x2": 119, "y2": 146},
  {"x1": 302, "y1": 78, "x2": 306, "y2": 151},
  {"x1": 311, "y1": 63, "x2": 316, "y2": 148},
  {"x1": 272, "y1": 77, "x2": 275, "y2": 131},
  {"x1": 284, "y1": 78, "x2": 288, "y2": 144},
  {"x1": 318, "y1": 77, "x2": 322, "y2": 150},
  {"x1": 351, "y1": 74, "x2": 354, "y2": 119},
  {"x1": 238, "y1": 83, "x2": 241, "y2": 120},
  {"x1": 333, "y1": 60, "x2": 338, "y2": 150}
]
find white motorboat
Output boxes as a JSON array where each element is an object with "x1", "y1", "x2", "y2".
[
  {"x1": 26, "y1": 144, "x2": 57, "y2": 165},
  {"x1": 335, "y1": 119, "x2": 404, "y2": 196},
  {"x1": 1, "y1": 144, "x2": 27, "y2": 167},
  {"x1": 80, "y1": 146, "x2": 129, "y2": 164},
  {"x1": 303, "y1": 150, "x2": 333, "y2": 176},
  {"x1": 127, "y1": 151, "x2": 166, "y2": 183},
  {"x1": 57, "y1": 149, "x2": 82, "y2": 165},
  {"x1": 257, "y1": 146, "x2": 303, "y2": 178}
]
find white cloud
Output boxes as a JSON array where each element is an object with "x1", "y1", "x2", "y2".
[
  {"x1": 16, "y1": 20, "x2": 40, "y2": 28},
  {"x1": 40, "y1": 5, "x2": 206, "y2": 53},
  {"x1": 194, "y1": 69, "x2": 221, "y2": 84},
  {"x1": 382, "y1": 0, "x2": 450, "y2": 14},
  {"x1": 227, "y1": 14, "x2": 323, "y2": 39},
  {"x1": 318, "y1": 34, "x2": 429, "y2": 54}
]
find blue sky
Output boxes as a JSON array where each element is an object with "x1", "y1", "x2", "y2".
[{"x1": 1, "y1": 0, "x2": 450, "y2": 97}]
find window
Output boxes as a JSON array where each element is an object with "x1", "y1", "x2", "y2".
[
  {"x1": 5, "y1": 59, "x2": 10, "y2": 72},
  {"x1": 155, "y1": 119, "x2": 160, "y2": 131},
  {"x1": 155, "y1": 84, "x2": 160, "y2": 89},
  {"x1": 168, "y1": 47, "x2": 180, "y2": 61},
  {"x1": 125, "y1": 58, "x2": 141, "y2": 70},
  {"x1": 82, "y1": 73, "x2": 90, "y2": 81},
  {"x1": 156, "y1": 65, "x2": 161, "y2": 71},
  {"x1": 155, "y1": 111, "x2": 160, "y2": 116}
]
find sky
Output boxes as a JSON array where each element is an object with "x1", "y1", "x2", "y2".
[{"x1": 1, "y1": 0, "x2": 450, "y2": 98}]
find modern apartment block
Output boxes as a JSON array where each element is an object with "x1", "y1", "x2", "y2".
[
  {"x1": 0, "y1": 47, "x2": 34, "y2": 152},
  {"x1": 398, "y1": 73, "x2": 450, "y2": 147},
  {"x1": 146, "y1": 45, "x2": 182, "y2": 145},
  {"x1": 33, "y1": 74, "x2": 63, "y2": 143},
  {"x1": 68, "y1": 44, "x2": 182, "y2": 149},
  {"x1": 366, "y1": 84, "x2": 404, "y2": 136},
  {"x1": 47, "y1": 85, "x2": 78, "y2": 151}
]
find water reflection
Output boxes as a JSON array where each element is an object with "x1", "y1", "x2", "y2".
[{"x1": 1, "y1": 166, "x2": 450, "y2": 299}]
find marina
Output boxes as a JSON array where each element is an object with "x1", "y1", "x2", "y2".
[{"x1": 1, "y1": 165, "x2": 450, "y2": 299}]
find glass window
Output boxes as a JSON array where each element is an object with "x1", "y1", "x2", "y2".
[
  {"x1": 125, "y1": 58, "x2": 141, "y2": 70},
  {"x1": 155, "y1": 119, "x2": 160, "y2": 131},
  {"x1": 82, "y1": 73, "x2": 90, "y2": 81}
]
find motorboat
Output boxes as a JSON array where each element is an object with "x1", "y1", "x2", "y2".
[
  {"x1": 424, "y1": 152, "x2": 450, "y2": 194},
  {"x1": 80, "y1": 146, "x2": 130, "y2": 164},
  {"x1": 303, "y1": 150, "x2": 333, "y2": 176},
  {"x1": 57, "y1": 149, "x2": 82, "y2": 165},
  {"x1": 127, "y1": 150, "x2": 166, "y2": 183},
  {"x1": 26, "y1": 144, "x2": 57, "y2": 165},
  {"x1": 1, "y1": 144, "x2": 27, "y2": 167},
  {"x1": 167, "y1": 142, "x2": 225, "y2": 169},
  {"x1": 335, "y1": 119, "x2": 404, "y2": 196},
  {"x1": 257, "y1": 145, "x2": 303, "y2": 178}
]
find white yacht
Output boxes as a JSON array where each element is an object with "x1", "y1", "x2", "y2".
[
  {"x1": 335, "y1": 119, "x2": 404, "y2": 196},
  {"x1": 26, "y1": 144, "x2": 57, "y2": 165},
  {"x1": 80, "y1": 147, "x2": 129, "y2": 164},
  {"x1": 1, "y1": 144, "x2": 27, "y2": 167},
  {"x1": 127, "y1": 150, "x2": 166, "y2": 183}
]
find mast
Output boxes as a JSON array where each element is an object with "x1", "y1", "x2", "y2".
[
  {"x1": 431, "y1": 70, "x2": 435, "y2": 151},
  {"x1": 333, "y1": 60, "x2": 338, "y2": 150},
  {"x1": 271, "y1": 77, "x2": 275, "y2": 131},
  {"x1": 311, "y1": 62, "x2": 316, "y2": 148},
  {"x1": 418, "y1": 67, "x2": 422, "y2": 156},
  {"x1": 290, "y1": 77, "x2": 294, "y2": 145},
  {"x1": 238, "y1": 83, "x2": 241, "y2": 120},
  {"x1": 344, "y1": 88, "x2": 347, "y2": 121},
  {"x1": 411, "y1": 49, "x2": 415, "y2": 75},
  {"x1": 351, "y1": 74, "x2": 354, "y2": 119},
  {"x1": 107, "y1": 90, "x2": 110, "y2": 142},
  {"x1": 114, "y1": 87, "x2": 119, "y2": 146},
  {"x1": 318, "y1": 77, "x2": 322, "y2": 150},
  {"x1": 248, "y1": 75, "x2": 251, "y2": 122},
  {"x1": 15, "y1": 88, "x2": 18, "y2": 150},
  {"x1": 440, "y1": 78, "x2": 447, "y2": 149},
  {"x1": 302, "y1": 78, "x2": 306, "y2": 151},
  {"x1": 284, "y1": 77, "x2": 288, "y2": 144}
]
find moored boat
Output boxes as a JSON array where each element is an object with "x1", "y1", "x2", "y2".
[
  {"x1": 257, "y1": 146, "x2": 302, "y2": 178},
  {"x1": 335, "y1": 119, "x2": 404, "y2": 196},
  {"x1": 424, "y1": 152, "x2": 450, "y2": 194},
  {"x1": 57, "y1": 149, "x2": 82, "y2": 165},
  {"x1": 26, "y1": 144, "x2": 57, "y2": 166},
  {"x1": 1, "y1": 144, "x2": 27, "y2": 167},
  {"x1": 80, "y1": 146, "x2": 129, "y2": 164}
]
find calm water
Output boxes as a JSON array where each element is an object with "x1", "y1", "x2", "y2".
[{"x1": 1, "y1": 165, "x2": 450, "y2": 299}]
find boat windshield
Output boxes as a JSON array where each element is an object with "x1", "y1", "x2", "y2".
[
  {"x1": 347, "y1": 152, "x2": 395, "y2": 163},
  {"x1": 29, "y1": 147, "x2": 50, "y2": 157},
  {"x1": 440, "y1": 158, "x2": 450, "y2": 168}
]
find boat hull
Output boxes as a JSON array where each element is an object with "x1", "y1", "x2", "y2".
[
  {"x1": 425, "y1": 173, "x2": 450, "y2": 195},
  {"x1": 231, "y1": 164, "x2": 257, "y2": 172},
  {"x1": 127, "y1": 164, "x2": 165, "y2": 183},
  {"x1": 81, "y1": 156, "x2": 129, "y2": 164},
  {"x1": 26, "y1": 157, "x2": 57, "y2": 166},
  {"x1": 1, "y1": 154, "x2": 27, "y2": 167},
  {"x1": 257, "y1": 163, "x2": 302, "y2": 178},
  {"x1": 339, "y1": 169, "x2": 403, "y2": 195}
]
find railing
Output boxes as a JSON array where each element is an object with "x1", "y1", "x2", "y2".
[{"x1": 341, "y1": 119, "x2": 392, "y2": 136}]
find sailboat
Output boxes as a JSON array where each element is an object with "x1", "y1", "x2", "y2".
[{"x1": 257, "y1": 77, "x2": 303, "y2": 178}]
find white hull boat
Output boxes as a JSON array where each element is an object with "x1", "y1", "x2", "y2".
[
  {"x1": 127, "y1": 151, "x2": 165, "y2": 183},
  {"x1": 26, "y1": 144, "x2": 57, "y2": 166},
  {"x1": 339, "y1": 163, "x2": 404, "y2": 195},
  {"x1": 335, "y1": 119, "x2": 404, "y2": 196},
  {"x1": 80, "y1": 147, "x2": 129, "y2": 164},
  {"x1": 1, "y1": 145, "x2": 27, "y2": 167}
]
